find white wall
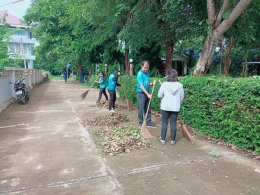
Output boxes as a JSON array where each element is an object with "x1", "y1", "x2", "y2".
[{"x1": 0, "y1": 67, "x2": 43, "y2": 111}]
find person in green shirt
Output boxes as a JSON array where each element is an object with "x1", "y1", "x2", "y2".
[{"x1": 95, "y1": 72, "x2": 108, "y2": 105}]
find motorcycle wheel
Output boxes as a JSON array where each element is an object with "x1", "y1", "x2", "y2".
[{"x1": 19, "y1": 96, "x2": 27, "y2": 105}]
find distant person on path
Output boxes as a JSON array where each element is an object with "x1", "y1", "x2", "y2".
[
  {"x1": 95, "y1": 72, "x2": 108, "y2": 105},
  {"x1": 79, "y1": 66, "x2": 86, "y2": 83},
  {"x1": 62, "y1": 68, "x2": 68, "y2": 83},
  {"x1": 107, "y1": 70, "x2": 121, "y2": 112},
  {"x1": 158, "y1": 69, "x2": 184, "y2": 145},
  {"x1": 137, "y1": 60, "x2": 156, "y2": 129},
  {"x1": 66, "y1": 62, "x2": 72, "y2": 79}
]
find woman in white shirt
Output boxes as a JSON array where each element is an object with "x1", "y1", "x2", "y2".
[{"x1": 158, "y1": 69, "x2": 184, "y2": 145}]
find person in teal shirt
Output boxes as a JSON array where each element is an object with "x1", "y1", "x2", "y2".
[
  {"x1": 107, "y1": 70, "x2": 121, "y2": 111},
  {"x1": 137, "y1": 61, "x2": 156, "y2": 128},
  {"x1": 95, "y1": 72, "x2": 108, "y2": 105}
]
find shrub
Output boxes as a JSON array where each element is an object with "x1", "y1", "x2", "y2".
[{"x1": 118, "y1": 75, "x2": 260, "y2": 154}]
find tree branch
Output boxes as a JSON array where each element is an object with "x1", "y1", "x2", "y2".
[
  {"x1": 214, "y1": 0, "x2": 252, "y2": 38},
  {"x1": 207, "y1": 0, "x2": 216, "y2": 28},
  {"x1": 216, "y1": 0, "x2": 229, "y2": 25}
]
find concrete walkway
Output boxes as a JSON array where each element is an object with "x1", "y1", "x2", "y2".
[
  {"x1": 0, "y1": 80, "x2": 259, "y2": 195},
  {"x1": 0, "y1": 81, "x2": 121, "y2": 194}
]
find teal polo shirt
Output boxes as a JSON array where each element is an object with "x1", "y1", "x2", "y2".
[
  {"x1": 108, "y1": 74, "x2": 116, "y2": 91},
  {"x1": 137, "y1": 70, "x2": 150, "y2": 93},
  {"x1": 99, "y1": 77, "x2": 106, "y2": 89}
]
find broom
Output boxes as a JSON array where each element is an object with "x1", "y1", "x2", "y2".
[
  {"x1": 140, "y1": 84, "x2": 155, "y2": 139},
  {"x1": 80, "y1": 78, "x2": 98, "y2": 100},
  {"x1": 179, "y1": 117, "x2": 195, "y2": 144},
  {"x1": 118, "y1": 76, "x2": 132, "y2": 111},
  {"x1": 121, "y1": 84, "x2": 132, "y2": 111}
]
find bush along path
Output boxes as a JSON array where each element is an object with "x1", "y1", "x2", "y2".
[{"x1": 116, "y1": 75, "x2": 260, "y2": 157}]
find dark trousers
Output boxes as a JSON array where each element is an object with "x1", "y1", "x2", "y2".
[
  {"x1": 108, "y1": 90, "x2": 116, "y2": 110},
  {"x1": 97, "y1": 88, "x2": 108, "y2": 103},
  {"x1": 137, "y1": 92, "x2": 152, "y2": 125},
  {"x1": 161, "y1": 110, "x2": 178, "y2": 141}
]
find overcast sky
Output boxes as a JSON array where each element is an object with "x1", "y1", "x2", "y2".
[{"x1": 0, "y1": 0, "x2": 31, "y2": 19}]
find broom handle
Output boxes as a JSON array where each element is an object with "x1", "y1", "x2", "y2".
[
  {"x1": 144, "y1": 84, "x2": 155, "y2": 120},
  {"x1": 90, "y1": 78, "x2": 99, "y2": 88}
]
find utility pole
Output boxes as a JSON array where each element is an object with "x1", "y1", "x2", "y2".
[{"x1": 20, "y1": 38, "x2": 26, "y2": 68}]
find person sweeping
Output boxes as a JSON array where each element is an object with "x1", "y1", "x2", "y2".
[
  {"x1": 158, "y1": 69, "x2": 184, "y2": 145},
  {"x1": 107, "y1": 70, "x2": 121, "y2": 112},
  {"x1": 95, "y1": 72, "x2": 108, "y2": 106},
  {"x1": 137, "y1": 61, "x2": 156, "y2": 129}
]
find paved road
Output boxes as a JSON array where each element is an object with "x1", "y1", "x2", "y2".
[{"x1": 0, "y1": 80, "x2": 259, "y2": 195}]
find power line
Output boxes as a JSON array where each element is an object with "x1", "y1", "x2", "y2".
[{"x1": 0, "y1": 0, "x2": 25, "y2": 8}]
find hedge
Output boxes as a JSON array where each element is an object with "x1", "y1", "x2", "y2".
[{"x1": 117, "y1": 75, "x2": 260, "y2": 154}]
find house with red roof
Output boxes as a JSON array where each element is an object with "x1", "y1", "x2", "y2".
[{"x1": 0, "y1": 10, "x2": 36, "y2": 69}]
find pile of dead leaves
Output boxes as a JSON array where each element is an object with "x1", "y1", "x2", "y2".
[
  {"x1": 97, "y1": 126, "x2": 151, "y2": 155},
  {"x1": 84, "y1": 113, "x2": 129, "y2": 126}
]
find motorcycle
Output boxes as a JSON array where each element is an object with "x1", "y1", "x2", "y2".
[{"x1": 10, "y1": 78, "x2": 30, "y2": 104}]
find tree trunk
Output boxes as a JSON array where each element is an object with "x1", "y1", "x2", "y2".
[
  {"x1": 194, "y1": 0, "x2": 252, "y2": 76},
  {"x1": 124, "y1": 45, "x2": 129, "y2": 73},
  {"x1": 165, "y1": 39, "x2": 173, "y2": 75},
  {"x1": 224, "y1": 36, "x2": 234, "y2": 75},
  {"x1": 194, "y1": 34, "x2": 221, "y2": 75}
]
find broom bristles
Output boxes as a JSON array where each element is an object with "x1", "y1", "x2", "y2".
[
  {"x1": 80, "y1": 89, "x2": 90, "y2": 100},
  {"x1": 126, "y1": 99, "x2": 132, "y2": 111},
  {"x1": 181, "y1": 124, "x2": 195, "y2": 144},
  {"x1": 179, "y1": 118, "x2": 195, "y2": 144},
  {"x1": 140, "y1": 121, "x2": 154, "y2": 139}
]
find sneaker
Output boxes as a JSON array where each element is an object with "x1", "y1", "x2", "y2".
[
  {"x1": 170, "y1": 140, "x2": 176, "y2": 145},
  {"x1": 109, "y1": 109, "x2": 115, "y2": 113},
  {"x1": 139, "y1": 124, "x2": 142, "y2": 129},
  {"x1": 147, "y1": 124, "x2": 157, "y2": 128},
  {"x1": 159, "y1": 138, "x2": 166, "y2": 145}
]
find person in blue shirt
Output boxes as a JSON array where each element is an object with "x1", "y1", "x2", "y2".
[
  {"x1": 137, "y1": 61, "x2": 156, "y2": 128},
  {"x1": 62, "y1": 68, "x2": 67, "y2": 83},
  {"x1": 79, "y1": 66, "x2": 86, "y2": 83},
  {"x1": 66, "y1": 63, "x2": 72, "y2": 78},
  {"x1": 95, "y1": 72, "x2": 108, "y2": 105},
  {"x1": 107, "y1": 70, "x2": 121, "y2": 111}
]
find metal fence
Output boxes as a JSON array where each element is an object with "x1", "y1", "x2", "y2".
[{"x1": 0, "y1": 67, "x2": 43, "y2": 112}]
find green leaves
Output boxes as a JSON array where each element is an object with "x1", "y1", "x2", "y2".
[{"x1": 118, "y1": 75, "x2": 260, "y2": 154}]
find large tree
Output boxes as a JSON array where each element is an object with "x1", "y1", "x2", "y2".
[
  {"x1": 193, "y1": 0, "x2": 252, "y2": 75},
  {"x1": 119, "y1": 0, "x2": 195, "y2": 74}
]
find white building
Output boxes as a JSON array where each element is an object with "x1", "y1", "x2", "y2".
[{"x1": 0, "y1": 10, "x2": 36, "y2": 69}]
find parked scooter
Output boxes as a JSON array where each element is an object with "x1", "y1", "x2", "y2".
[{"x1": 10, "y1": 78, "x2": 29, "y2": 104}]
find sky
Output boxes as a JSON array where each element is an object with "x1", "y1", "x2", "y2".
[{"x1": 0, "y1": 0, "x2": 31, "y2": 19}]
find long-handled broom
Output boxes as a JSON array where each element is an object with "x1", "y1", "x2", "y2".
[
  {"x1": 80, "y1": 78, "x2": 98, "y2": 100},
  {"x1": 140, "y1": 84, "x2": 155, "y2": 139},
  {"x1": 119, "y1": 76, "x2": 132, "y2": 111},
  {"x1": 121, "y1": 84, "x2": 132, "y2": 111}
]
